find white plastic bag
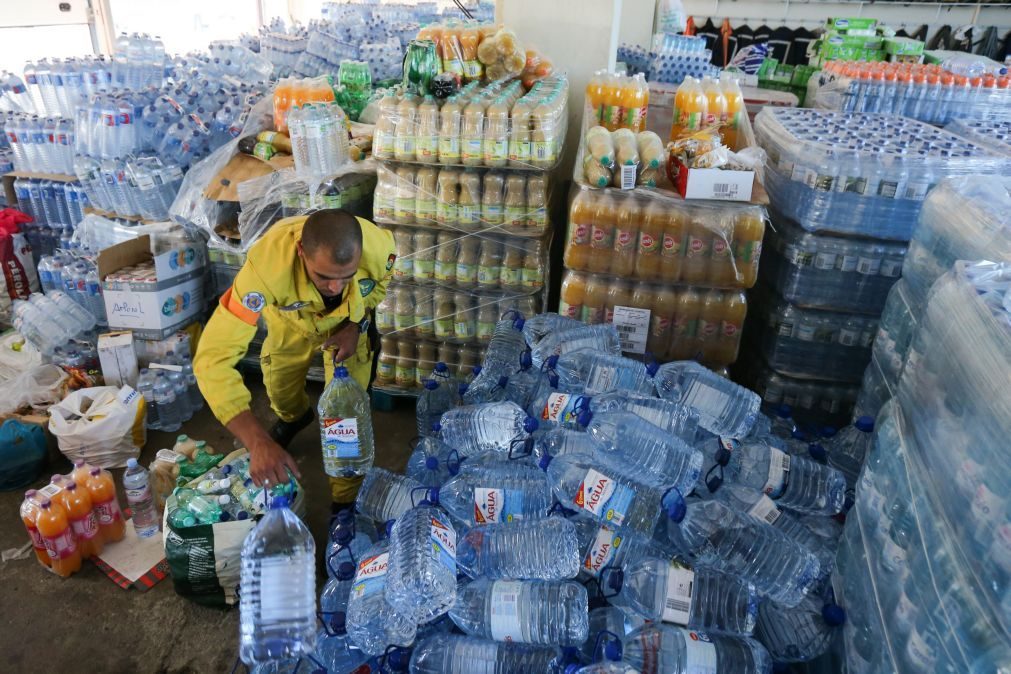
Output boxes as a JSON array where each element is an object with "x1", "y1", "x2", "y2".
[
  {"x1": 48, "y1": 386, "x2": 146, "y2": 468},
  {"x1": 0, "y1": 363, "x2": 66, "y2": 415}
]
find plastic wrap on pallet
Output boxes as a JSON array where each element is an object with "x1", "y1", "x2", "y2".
[
  {"x1": 376, "y1": 336, "x2": 486, "y2": 392},
  {"x1": 754, "y1": 108, "x2": 1011, "y2": 240},
  {"x1": 945, "y1": 119, "x2": 1011, "y2": 156},
  {"x1": 558, "y1": 269, "x2": 745, "y2": 368},
  {"x1": 563, "y1": 185, "x2": 766, "y2": 288},
  {"x1": 738, "y1": 352, "x2": 859, "y2": 428}
]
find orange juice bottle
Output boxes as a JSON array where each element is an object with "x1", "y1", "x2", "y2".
[
  {"x1": 648, "y1": 286, "x2": 678, "y2": 360},
  {"x1": 716, "y1": 291, "x2": 747, "y2": 365},
  {"x1": 63, "y1": 481, "x2": 103, "y2": 559},
  {"x1": 671, "y1": 77, "x2": 707, "y2": 141},
  {"x1": 696, "y1": 290, "x2": 725, "y2": 362},
  {"x1": 586, "y1": 70, "x2": 607, "y2": 125},
  {"x1": 672, "y1": 288, "x2": 702, "y2": 360},
  {"x1": 37, "y1": 498, "x2": 82, "y2": 577},
  {"x1": 20, "y1": 490, "x2": 50, "y2": 568},
  {"x1": 702, "y1": 76, "x2": 728, "y2": 129},
  {"x1": 602, "y1": 74, "x2": 624, "y2": 131},
  {"x1": 734, "y1": 211, "x2": 764, "y2": 288},
  {"x1": 681, "y1": 218, "x2": 710, "y2": 284},
  {"x1": 459, "y1": 26, "x2": 483, "y2": 80},
  {"x1": 709, "y1": 218, "x2": 736, "y2": 286},
  {"x1": 636, "y1": 201, "x2": 664, "y2": 281},
  {"x1": 71, "y1": 459, "x2": 93, "y2": 484},
  {"x1": 559, "y1": 271, "x2": 587, "y2": 319},
  {"x1": 605, "y1": 279, "x2": 634, "y2": 323},
  {"x1": 720, "y1": 75, "x2": 745, "y2": 150},
  {"x1": 273, "y1": 77, "x2": 291, "y2": 132},
  {"x1": 581, "y1": 274, "x2": 609, "y2": 324},
  {"x1": 611, "y1": 194, "x2": 639, "y2": 277},
  {"x1": 48, "y1": 474, "x2": 70, "y2": 510},
  {"x1": 566, "y1": 191, "x2": 593, "y2": 269},
  {"x1": 661, "y1": 209, "x2": 685, "y2": 282},
  {"x1": 588, "y1": 192, "x2": 616, "y2": 273},
  {"x1": 440, "y1": 27, "x2": 464, "y2": 78},
  {"x1": 84, "y1": 467, "x2": 125, "y2": 544},
  {"x1": 621, "y1": 74, "x2": 649, "y2": 132}
]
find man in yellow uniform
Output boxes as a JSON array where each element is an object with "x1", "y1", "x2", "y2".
[{"x1": 194, "y1": 209, "x2": 395, "y2": 507}]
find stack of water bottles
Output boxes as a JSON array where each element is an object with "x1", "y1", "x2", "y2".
[
  {"x1": 134, "y1": 351, "x2": 203, "y2": 432},
  {"x1": 946, "y1": 118, "x2": 1011, "y2": 156},
  {"x1": 0, "y1": 71, "x2": 36, "y2": 113},
  {"x1": 835, "y1": 260, "x2": 1011, "y2": 673},
  {"x1": 742, "y1": 107, "x2": 1011, "y2": 428},
  {"x1": 617, "y1": 34, "x2": 718, "y2": 85},
  {"x1": 292, "y1": 311, "x2": 850, "y2": 672},
  {"x1": 11, "y1": 290, "x2": 97, "y2": 355},
  {"x1": 22, "y1": 57, "x2": 118, "y2": 118},
  {"x1": 4, "y1": 114, "x2": 75, "y2": 174},
  {"x1": 12, "y1": 178, "x2": 88, "y2": 256},
  {"x1": 35, "y1": 251, "x2": 106, "y2": 325}
]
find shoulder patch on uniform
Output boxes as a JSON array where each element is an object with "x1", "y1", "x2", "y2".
[
  {"x1": 386, "y1": 253, "x2": 396, "y2": 271},
  {"x1": 279, "y1": 300, "x2": 311, "y2": 311},
  {"x1": 242, "y1": 292, "x2": 266, "y2": 313},
  {"x1": 358, "y1": 278, "x2": 376, "y2": 297}
]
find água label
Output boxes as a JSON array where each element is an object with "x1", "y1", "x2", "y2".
[
  {"x1": 575, "y1": 469, "x2": 634, "y2": 526},
  {"x1": 541, "y1": 392, "x2": 580, "y2": 425},
  {"x1": 473, "y1": 488, "x2": 525, "y2": 524},
  {"x1": 489, "y1": 580, "x2": 523, "y2": 641},
  {"x1": 352, "y1": 551, "x2": 389, "y2": 599},
  {"x1": 763, "y1": 447, "x2": 791, "y2": 498},
  {"x1": 321, "y1": 417, "x2": 361, "y2": 470},
  {"x1": 682, "y1": 629, "x2": 718, "y2": 674},
  {"x1": 582, "y1": 523, "x2": 622, "y2": 577},
  {"x1": 430, "y1": 515, "x2": 456, "y2": 571},
  {"x1": 662, "y1": 561, "x2": 696, "y2": 626}
]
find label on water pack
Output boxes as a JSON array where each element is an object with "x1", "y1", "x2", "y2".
[
  {"x1": 321, "y1": 416, "x2": 361, "y2": 469},
  {"x1": 489, "y1": 580, "x2": 524, "y2": 641},
  {"x1": 837, "y1": 255, "x2": 859, "y2": 273},
  {"x1": 582, "y1": 523, "x2": 622, "y2": 577},
  {"x1": 682, "y1": 629, "x2": 718, "y2": 674},
  {"x1": 541, "y1": 392, "x2": 580, "y2": 425},
  {"x1": 353, "y1": 552, "x2": 390, "y2": 600},
  {"x1": 814, "y1": 252, "x2": 837, "y2": 270},
  {"x1": 430, "y1": 515, "x2": 457, "y2": 571},
  {"x1": 474, "y1": 488, "x2": 525, "y2": 524},
  {"x1": 838, "y1": 327, "x2": 860, "y2": 347},
  {"x1": 43, "y1": 529, "x2": 77, "y2": 559},
  {"x1": 747, "y1": 494, "x2": 783, "y2": 525},
  {"x1": 880, "y1": 259, "x2": 903, "y2": 277},
  {"x1": 905, "y1": 626, "x2": 937, "y2": 670},
  {"x1": 260, "y1": 553, "x2": 313, "y2": 622},
  {"x1": 575, "y1": 469, "x2": 634, "y2": 526},
  {"x1": 762, "y1": 447, "x2": 791, "y2": 497},
  {"x1": 662, "y1": 561, "x2": 696, "y2": 625},
  {"x1": 856, "y1": 256, "x2": 881, "y2": 276}
]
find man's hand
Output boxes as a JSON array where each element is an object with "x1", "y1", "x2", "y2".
[
  {"x1": 323, "y1": 321, "x2": 360, "y2": 364},
  {"x1": 248, "y1": 437, "x2": 302, "y2": 487}
]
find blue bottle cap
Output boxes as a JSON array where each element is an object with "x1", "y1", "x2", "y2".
[
  {"x1": 663, "y1": 489, "x2": 687, "y2": 522},
  {"x1": 497, "y1": 375, "x2": 509, "y2": 388},
  {"x1": 523, "y1": 416, "x2": 539, "y2": 433},
  {"x1": 334, "y1": 527, "x2": 353, "y2": 544},
  {"x1": 775, "y1": 403, "x2": 792, "y2": 419},
  {"x1": 546, "y1": 354, "x2": 559, "y2": 369},
  {"x1": 457, "y1": 383, "x2": 468, "y2": 397},
  {"x1": 425, "y1": 456, "x2": 439, "y2": 470},
  {"x1": 270, "y1": 495, "x2": 290, "y2": 509},
  {"x1": 576, "y1": 409, "x2": 593, "y2": 428},
  {"x1": 236, "y1": 511, "x2": 249, "y2": 520},
  {"x1": 645, "y1": 361, "x2": 660, "y2": 377},
  {"x1": 537, "y1": 454, "x2": 553, "y2": 471},
  {"x1": 383, "y1": 519, "x2": 396, "y2": 537},
  {"x1": 424, "y1": 379, "x2": 438, "y2": 391},
  {"x1": 431, "y1": 421, "x2": 442, "y2": 434},
  {"x1": 472, "y1": 365, "x2": 482, "y2": 376},
  {"x1": 855, "y1": 416, "x2": 875, "y2": 432},
  {"x1": 808, "y1": 443, "x2": 827, "y2": 463},
  {"x1": 337, "y1": 561, "x2": 355, "y2": 580},
  {"x1": 604, "y1": 640, "x2": 623, "y2": 662},
  {"x1": 519, "y1": 350, "x2": 532, "y2": 370},
  {"x1": 426, "y1": 487, "x2": 440, "y2": 505},
  {"x1": 548, "y1": 373, "x2": 559, "y2": 388},
  {"x1": 434, "y1": 361, "x2": 448, "y2": 373},
  {"x1": 822, "y1": 602, "x2": 846, "y2": 626},
  {"x1": 330, "y1": 610, "x2": 348, "y2": 634},
  {"x1": 334, "y1": 365, "x2": 349, "y2": 378},
  {"x1": 512, "y1": 316, "x2": 525, "y2": 331},
  {"x1": 820, "y1": 426, "x2": 837, "y2": 439}
]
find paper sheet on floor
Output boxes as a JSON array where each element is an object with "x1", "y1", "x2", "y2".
[{"x1": 96, "y1": 520, "x2": 166, "y2": 584}]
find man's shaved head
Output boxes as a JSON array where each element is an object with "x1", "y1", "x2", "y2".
[{"x1": 301, "y1": 209, "x2": 363, "y2": 265}]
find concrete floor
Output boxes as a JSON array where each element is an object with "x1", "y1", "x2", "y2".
[{"x1": 0, "y1": 373, "x2": 417, "y2": 674}]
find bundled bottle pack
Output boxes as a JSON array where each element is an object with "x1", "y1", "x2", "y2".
[
  {"x1": 741, "y1": 108, "x2": 1011, "y2": 428},
  {"x1": 618, "y1": 33, "x2": 720, "y2": 85}
]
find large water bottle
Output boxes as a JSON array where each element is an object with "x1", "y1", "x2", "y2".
[
  {"x1": 385, "y1": 504, "x2": 458, "y2": 623},
  {"x1": 432, "y1": 461, "x2": 553, "y2": 526},
  {"x1": 354, "y1": 467, "x2": 421, "y2": 523},
  {"x1": 320, "y1": 562, "x2": 356, "y2": 619},
  {"x1": 153, "y1": 371, "x2": 182, "y2": 432},
  {"x1": 530, "y1": 323, "x2": 621, "y2": 368},
  {"x1": 238, "y1": 494, "x2": 316, "y2": 666},
  {"x1": 827, "y1": 415, "x2": 874, "y2": 495},
  {"x1": 582, "y1": 391, "x2": 700, "y2": 443},
  {"x1": 123, "y1": 458, "x2": 160, "y2": 538},
  {"x1": 754, "y1": 593, "x2": 845, "y2": 663},
  {"x1": 462, "y1": 373, "x2": 511, "y2": 405},
  {"x1": 456, "y1": 517, "x2": 580, "y2": 580},
  {"x1": 409, "y1": 634, "x2": 560, "y2": 674},
  {"x1": 449, "y1": 578, "x2": 589, "y2": 646},
  {"x1": 533, "y1": 427, "x2": 603, "y2": 462},
  {"x1": 136, "y1": 368, "x2": 161, "y2": 430},
  {"x1": 654, "y1": 361, "x2": 760, "y2": 438},
  {"x1": 416, "y1": 364, "x2": 457, "y2": 437},
  {"x1": 324, "y1": 524, "x2": 372, "y2": 573},
  {"x1": 473, "y1": 314, "x2": 527, "y2": 379},
  {"x1": 539, "y1": 452, "x2": 685, "y2": 535},
  {"x1": 701, "y1": 438, "x2": 846, "y2": 516},
  {"x1": 664, "y1": 494, "x2": 821, "y2": 607},
  {"x1": 552, "y1": 348, "x2": 658, "y2": 396},
  {"x1": 313, "y1": 612, "x2": 367, "y2": 673},
  {"x1": 345, "y1": 537, "x2": 416, "y2": 655},
  {"x1": 438, "y1": 401, "x2": 538, "y2": 457},
  {"x1": 622, "y1": 624, "x2": 773, "y2": 673},
  {"x1": 606, "y1": 555, "x2": 759, "y2": 637},
  {"x1": 521, "y1": 312, "x2": 585, "y2": 347},
  {"x1": 406, "y1": 436, "x2": 459, "y2": 488},
  {"x1": 571, "y1": 513, "x2": 669, "y2": 581},
  {"x1": 586, "y1": 411, "x2": 702, "y2": 492},
  {"x1": 317, "y1": 363, "x2": 375, "y2": 478}
]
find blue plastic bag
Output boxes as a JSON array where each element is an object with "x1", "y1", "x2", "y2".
[{"x1": 0, "y1": 419, "x2": 46, "y2": 491}]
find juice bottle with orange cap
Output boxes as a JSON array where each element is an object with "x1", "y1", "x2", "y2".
[
  {"x1": 585, "y1": 71, "x2": 607, "y2": 125},
  {"x1": 440, "y1": 27, "x2": 464, "y2": 77},
  {"x1": 637, "y1": 200, "x2": 664, "y2": 280},
  {"x1": 648, "y1": 285, "x2": 679, "y2": 360},
  {"x1": 670, "y1": 77, "x2": 707, "y2": 141},
  {"x1": 601, "y1": 74, "x2": 624, "y2": 131},
  {"x1": 20, "y1": 489, "x2": 50, "y2": 568},
  {"x1": 702, "y1": 76, "x2": 728, "y2": 129},
  {"x1": 604, "y1": 279, "x2": 634, "y2": 324},
  {"x1": 660, "y1": 208, "x2": 685, "y2": 282},
  {"x1": 715, "y1": 290, "x2": 747, "y2": 365},
  {"x1": 581, "y1": 274, "x2": 609, "y2": 324},
  {"x1": 734, "y1": 211, "x2": 764, "y2": 288},
  {"x1": 459, "y1": 26, "x2": 482, "y2": 80},
  {"x1": 84, "y1": 466, "x2": 125, "y2": 544},
  {"x1": 37, "y1": 498, "x2": 82, "y2": 577},
  {"x1": 611, "y1": 194, "x2": 639, "y2": 277},
  {"x1": 559, "y1": 271, "x2": 586, "y2": 319},
  {"x1": 681, "y1": 217, "x2": 710, "y2": 284},
  {"x1": 565, "y1": 191, "x2": 593, "y2": 269},
  {"x1": 720, "y1": 75, "x2": 745, "y2": 150},
  {"x1": 588, "y1": 192, "x2": 616, "y2": 273},
  {"x1": 63, "y1": 480, "x2": 102, "y2": 559},
  {"x1": 672, "y1": 288, "x2": 702, "y2": 360}
]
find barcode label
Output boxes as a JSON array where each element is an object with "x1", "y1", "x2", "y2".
[
  {"x1": 39, "y1": 483, "x2": 61, "y2": 499},
  {"x1": 837, "y1": 255, "x2": 859, "y2": 273},
  {"x1": 880, "y1": 259, "x2": 902, "y2": 278},
  {"x1": 489, "y1": 580, "x2": 523, "y2": 641},
  {"x1": 856, "y1": 257, "x2": 881, "y2": 276},
  {"x1": 763, "y1": 448, "x2": 791, "y2": 498},
  {"x1": 612, "y1": 305, "x2": 650, "y2": 355},
  {"x1": 714, "y1": 184, "x2": 730, "y2": 194},
  {"x1": 620, "y1": 165, "x2": 636, "y2": 190},
  {"x1": 747, "y1": 494, "x2": 783, "y2": 525},
  {"x1": 662, "y1": 561, "x2": 695, "y2": 625}
]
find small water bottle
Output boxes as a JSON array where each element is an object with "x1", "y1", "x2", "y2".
[
  {"x1": 238, "y1": 494, "x2": 316, "y2": 666},
  {"x1": 456, "y1": 517, "x2": 580, "y2": 580},
  {"x1": 123, "y1": 458, "x2": 160, "y2": 538},
  {"x1": 136, "y1": 368, "x2": 161, "y2": 430},
  {"x1": 153, "y1": 371, "x2": 182, "y2": 432},
  {"x1": 385, "y1": 504, "x2": 458, "y2": 623},
  {"x1": 654, "y1": 361, "x2": 761, "y2": 439}
]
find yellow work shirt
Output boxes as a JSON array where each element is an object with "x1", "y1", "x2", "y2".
[{"x1": 194, "y1": 215, "x2": 396, "y2": 426}]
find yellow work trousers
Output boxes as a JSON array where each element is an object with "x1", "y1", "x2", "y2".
[{"x1": 260, "y1": 317, "x2": 373, "y2": 503}]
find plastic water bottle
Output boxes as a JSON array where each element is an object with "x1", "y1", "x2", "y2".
[
  {"x1": 409, "y1": 634, "x2": 560, "y2": 674},
  {"x1": 552, "y1": 348, "x2": 658, "y2": 396},
  {"x1": 582, "y1": 391, "x2": 700, "y2": 443},
  {"x1": 345, "y1": 537, "x2": 416, "y2": 655},
  {"x1": 521, "y1": 312, "x2": 585, "y2": 347},
  {"x1": 174, "y1": 487, "x2": 223, "y2": 524},
  {"x1": 385, "y1": 504, "x2": 458, "y2": 623},
  {"x1": 179, "y1": 354, "x2": 203, "y2": 412},
  {"x1": 416, "y1": 365, "x2": 457, "y2": 437},
  {"x1": 314, "y1": 611, "x2": 367, "y2": 673},
  {"x1": 654, "y1": 361, "x2": 761, "y2": 438},
  {"x1": 533, "y1": 427, "x2": 603, "y2": 462},
  {"x1": 136, "y1": 368, "x2": 161, "y2": 430},
  {"x1": 354, "y1": 467, "x2": 421, "y2": 523},
  {"x1": 317, "y1": 364, "x2": 375, "y2": 478},
  {"x1": 456, "y1": 517, "x2": 580, "y2": 580},
  {"x1": 324, "y1": 524, "x2": 372, "y2": 572},
  {"x1": 571, "y1": 513, "x2": 669, "y2": 580},
  {"x1": 530, "y1": 323, "x2": 621, "y2": 368},
  {"x1": 449, "y1": 578, "x2": 589, "y2": 646},
  {"x1": 605, "y1": 556, "x2": 759, "y2": 637},
  {"x1": 462, "y1": 373, "x2": 511, "y2": 406},
  {"x1": 701, "y1": 438, "x2": 846, "y2": 516},
  {"x1": 664, "y1": 494, "x2": 821, "y2": 607},
  {"x1": 478, "y1": 314, "x2": 527, "y2": 375},
  {"x1": 406, "y1": 436, "x2": 459, "y2": 488},
  {"x1": 122, "y1": 459, "x2": 160, "y2": 538},
  {"x1": 432, "y1": 461, "x2": 553, "y2": 526},
  {"x1": 238, "y1": 494, "x2": 316, "y2": 666},
  {"x1": 622, "y1": 624, "x2": 773, "y2": 673},
  {"x1": 539, "y1": 452, "x2": 685, "y2": 535},
  {"x1": 321, "y1": 562, "x2": 356, "y2": 619},
  {"x1": 438, "y1": 401, "x2": 539, "y2": 457},
  {"x1": 586, "y1": 411, "x2": 703, "y2": 492},
  {"x1": 754, "y1": 593, "x2": 845, "y2": 663},
  {"x1": 153, "y1": 371, "x2": 182, "y2": 432},
  {"x1": 827, "y1": 415, "x2": 875, "y2": 492}
]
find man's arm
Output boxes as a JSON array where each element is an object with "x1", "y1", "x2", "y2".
[{"x1": 360, "y1": 220, "x2": 396, "y2": 312}]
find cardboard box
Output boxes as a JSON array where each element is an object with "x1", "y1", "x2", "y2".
[
  {"x1": 672, "y1": 158, "x2": 755, "y2": 202},
  {"x1": 98, "y1": 235, "x2": 207, "y2": 341},
  {"x1": 884, "y1": 37, "x2": 924, "y2": 56},
  {"x1": 825, "y1": 17, "x2": 878, "y2": 35},
  {"x1": 98, "y1": 331, "x2": 139, "y2": 387}
]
